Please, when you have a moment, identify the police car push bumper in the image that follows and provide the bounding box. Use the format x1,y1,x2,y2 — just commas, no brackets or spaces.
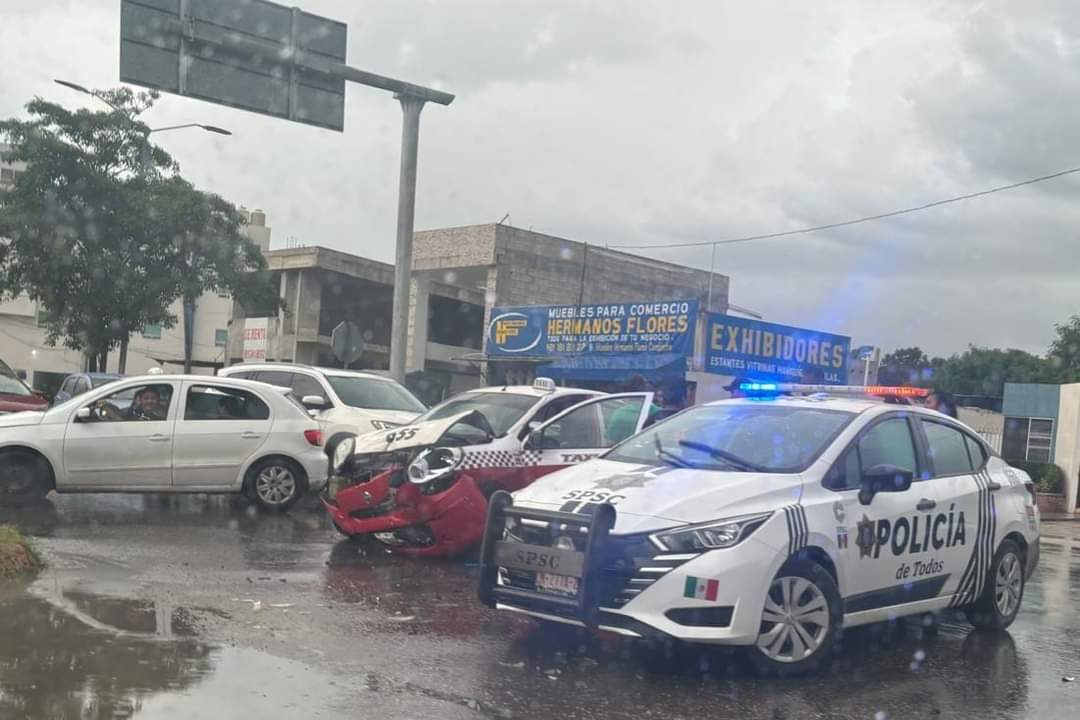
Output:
478,491,786,643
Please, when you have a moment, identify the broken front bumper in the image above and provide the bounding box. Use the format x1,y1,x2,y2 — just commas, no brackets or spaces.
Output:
322,468,490,557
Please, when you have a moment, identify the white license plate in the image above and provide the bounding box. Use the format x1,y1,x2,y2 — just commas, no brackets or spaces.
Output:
536,572,579,597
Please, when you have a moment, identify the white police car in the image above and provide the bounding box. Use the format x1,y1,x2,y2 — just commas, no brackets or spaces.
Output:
478,384,1040,675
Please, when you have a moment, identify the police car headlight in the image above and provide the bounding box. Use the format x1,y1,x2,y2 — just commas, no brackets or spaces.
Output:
333,437,356,473
651,512,773,552
370,419,401,431
407,447,463,485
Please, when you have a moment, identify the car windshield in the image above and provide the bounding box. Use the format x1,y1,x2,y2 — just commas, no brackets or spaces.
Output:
325,375,426,413
413,392,538,437
607,403,855,473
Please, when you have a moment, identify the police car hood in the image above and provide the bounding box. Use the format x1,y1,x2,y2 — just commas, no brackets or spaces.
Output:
352,410,494,457
512,458,804,533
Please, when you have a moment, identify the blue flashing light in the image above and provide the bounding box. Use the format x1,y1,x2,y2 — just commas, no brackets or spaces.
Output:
740,382,778,392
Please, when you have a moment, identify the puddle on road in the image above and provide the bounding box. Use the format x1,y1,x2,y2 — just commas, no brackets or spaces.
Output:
0,584,345,719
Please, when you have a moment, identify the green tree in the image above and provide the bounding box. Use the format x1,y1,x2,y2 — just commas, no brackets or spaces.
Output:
878,346,930,386
929,346,1061,398
1049,314,1080,378
0,89,275,372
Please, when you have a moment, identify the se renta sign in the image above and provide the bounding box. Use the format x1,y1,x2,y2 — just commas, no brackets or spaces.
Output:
705,314,851,384
487,301,698,357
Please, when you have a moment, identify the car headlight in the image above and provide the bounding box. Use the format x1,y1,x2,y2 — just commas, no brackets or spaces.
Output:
651,511,773,552
370,419,401,431
333,436,356,473
407,447,463,485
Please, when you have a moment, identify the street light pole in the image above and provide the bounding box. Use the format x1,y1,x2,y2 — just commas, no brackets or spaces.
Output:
388,95,424,383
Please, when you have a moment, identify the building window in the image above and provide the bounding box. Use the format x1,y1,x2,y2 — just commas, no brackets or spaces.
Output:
36,305,51,327
142,323,162,339
0,168,13,183
1002,417,1053,463
215,329,228,347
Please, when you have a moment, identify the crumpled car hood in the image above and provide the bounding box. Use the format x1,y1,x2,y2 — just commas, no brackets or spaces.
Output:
351,410,492,458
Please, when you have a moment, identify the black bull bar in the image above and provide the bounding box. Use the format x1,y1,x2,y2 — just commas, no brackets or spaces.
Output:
477,490,616,627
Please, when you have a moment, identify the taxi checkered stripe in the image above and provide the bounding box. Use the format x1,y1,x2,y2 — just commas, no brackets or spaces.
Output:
459,450,543,470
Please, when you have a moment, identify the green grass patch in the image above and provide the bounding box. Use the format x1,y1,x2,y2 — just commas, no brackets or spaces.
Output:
0,524,42,576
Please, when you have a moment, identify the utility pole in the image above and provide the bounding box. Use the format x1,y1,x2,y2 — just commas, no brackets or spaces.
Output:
388,96,424,383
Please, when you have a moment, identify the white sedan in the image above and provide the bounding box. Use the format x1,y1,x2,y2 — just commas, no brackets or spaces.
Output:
479,384,1040,675
0,374,327,511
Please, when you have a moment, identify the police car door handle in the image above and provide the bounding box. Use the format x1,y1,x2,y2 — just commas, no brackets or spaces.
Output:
987,481,1002,491
916,498,936,511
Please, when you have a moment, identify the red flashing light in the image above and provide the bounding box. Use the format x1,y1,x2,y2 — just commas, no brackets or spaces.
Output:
864,386,929,398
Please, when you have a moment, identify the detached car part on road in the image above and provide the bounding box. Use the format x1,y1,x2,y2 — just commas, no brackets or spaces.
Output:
478,384,1041,675
323,379,655,556
0,374,327,511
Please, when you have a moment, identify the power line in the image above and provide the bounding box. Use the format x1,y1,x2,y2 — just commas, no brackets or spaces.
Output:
611,165,1080,250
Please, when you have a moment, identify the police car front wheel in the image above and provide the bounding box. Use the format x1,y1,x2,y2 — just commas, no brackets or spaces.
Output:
743,558,842,676
965,539,1025,631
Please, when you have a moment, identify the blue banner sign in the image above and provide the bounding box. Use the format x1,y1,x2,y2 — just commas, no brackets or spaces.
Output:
488,300,698,357
705,315,850,384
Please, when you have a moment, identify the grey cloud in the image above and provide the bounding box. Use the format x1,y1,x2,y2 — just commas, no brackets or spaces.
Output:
0,0,1075,359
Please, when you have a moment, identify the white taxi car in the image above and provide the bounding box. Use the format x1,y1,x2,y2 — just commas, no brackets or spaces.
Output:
478,384,1040,675
0,374,328,511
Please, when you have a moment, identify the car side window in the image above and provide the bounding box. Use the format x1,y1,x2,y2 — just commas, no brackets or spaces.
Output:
825,417,917,491
86,383,174,422
291,374,329,404
522,394,591,437
60,377,75,396
227,370,254,380
964,433,987,470
921,420,975,477
256,371,294,388
74,377,91,396
535,403,601,449
184,385,270,421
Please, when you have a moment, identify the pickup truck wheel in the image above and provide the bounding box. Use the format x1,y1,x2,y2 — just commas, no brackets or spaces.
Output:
0,450,48,507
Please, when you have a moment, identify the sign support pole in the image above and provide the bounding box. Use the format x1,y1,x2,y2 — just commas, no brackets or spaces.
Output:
389,95,424,383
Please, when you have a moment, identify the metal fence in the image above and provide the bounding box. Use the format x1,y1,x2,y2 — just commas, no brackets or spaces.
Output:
975,429,1003,454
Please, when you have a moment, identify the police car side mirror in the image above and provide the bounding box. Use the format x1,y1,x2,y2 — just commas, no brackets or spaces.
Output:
524,429,543,451
74,407,92,423
859,465,914,506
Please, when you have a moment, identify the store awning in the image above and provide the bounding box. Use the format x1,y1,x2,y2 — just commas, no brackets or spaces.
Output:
536,353,686,383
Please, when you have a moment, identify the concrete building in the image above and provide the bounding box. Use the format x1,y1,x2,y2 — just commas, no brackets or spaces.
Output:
1002,382,1080,513
228,223,731,402
0,145,271,394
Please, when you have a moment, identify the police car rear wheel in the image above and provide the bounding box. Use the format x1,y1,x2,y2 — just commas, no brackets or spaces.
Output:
965,539,1024,630
744,559,842,676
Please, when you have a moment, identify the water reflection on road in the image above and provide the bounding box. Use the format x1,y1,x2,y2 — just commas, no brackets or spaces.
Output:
0,494,1078,719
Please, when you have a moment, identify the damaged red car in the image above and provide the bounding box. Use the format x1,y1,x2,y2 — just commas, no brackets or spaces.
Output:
321,379,655,556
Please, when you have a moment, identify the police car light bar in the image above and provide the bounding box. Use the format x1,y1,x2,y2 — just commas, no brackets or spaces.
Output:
738,383,929,398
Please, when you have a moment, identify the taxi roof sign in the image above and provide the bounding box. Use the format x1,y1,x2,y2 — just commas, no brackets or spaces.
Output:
738,383,929,398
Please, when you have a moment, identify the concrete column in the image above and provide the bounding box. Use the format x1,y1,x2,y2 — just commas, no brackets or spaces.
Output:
407,272,430,372
1055,383,1080,512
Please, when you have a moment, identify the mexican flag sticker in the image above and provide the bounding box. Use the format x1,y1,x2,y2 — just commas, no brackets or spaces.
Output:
683,576,719,602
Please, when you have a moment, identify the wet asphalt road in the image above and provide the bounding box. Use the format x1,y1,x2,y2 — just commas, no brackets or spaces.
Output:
0,495,1078,720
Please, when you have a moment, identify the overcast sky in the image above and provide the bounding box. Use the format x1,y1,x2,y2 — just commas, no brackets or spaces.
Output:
2,0,1077,357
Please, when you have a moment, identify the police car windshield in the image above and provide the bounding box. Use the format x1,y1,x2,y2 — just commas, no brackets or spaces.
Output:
607,404,855,473
414,392,537,437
